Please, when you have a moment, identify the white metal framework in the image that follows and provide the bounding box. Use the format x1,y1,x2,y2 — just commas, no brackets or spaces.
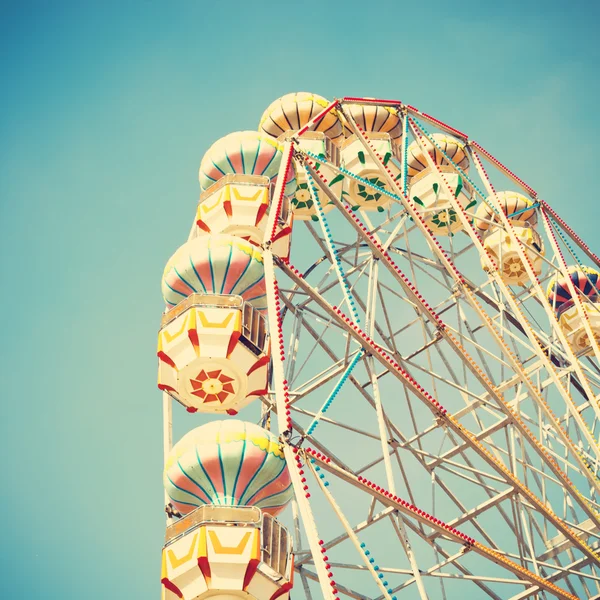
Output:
163,96,600,600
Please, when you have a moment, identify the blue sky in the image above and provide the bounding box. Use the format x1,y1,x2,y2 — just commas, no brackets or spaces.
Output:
1,1,599,598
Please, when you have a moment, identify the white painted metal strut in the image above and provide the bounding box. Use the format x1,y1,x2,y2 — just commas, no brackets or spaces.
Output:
332,108,600,499
264,250,337,600
300,152,600,530
162,391,173,526
262,98,600,597
307,457,396,600
306,450,579,600
276,256,599,570
159,96,600,599
467,143,600,433
405,117,600,464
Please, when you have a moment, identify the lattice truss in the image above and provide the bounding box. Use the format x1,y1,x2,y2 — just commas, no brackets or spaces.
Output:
261,98,600,600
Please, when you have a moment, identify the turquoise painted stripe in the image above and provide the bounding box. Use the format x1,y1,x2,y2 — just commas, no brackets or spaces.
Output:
177,460,212,504
306,149,398,205
207,242,216,293
164,280,188,298
220,243,233,294
307,171,360,323
211,159,227,176
240,142,246,173
243,292,266,303
239,450,283,505
195,446,221,505
231,435,247,502
236,272,264,297
306,349,364,435
237,450,270,505
254,482,293,508
225,150,237,174
251,139,261,173
229,255,253,293
259,145,278,177
551,217,584,265
189,255,208,293
165,494,199,510
216,430,228,503
202,172,218,183
166,472,206,505
243,459,287,505
173,266,197,294
506,202,539,219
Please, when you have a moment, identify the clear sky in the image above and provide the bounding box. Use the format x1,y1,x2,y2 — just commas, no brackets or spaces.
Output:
1,1,599,598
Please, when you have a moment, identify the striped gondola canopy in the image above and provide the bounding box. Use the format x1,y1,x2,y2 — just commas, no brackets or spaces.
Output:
547,265,600,316
474,191,537,231
259,92,344,145
407,133,469,179
162,235,267,312
199,130,297,195
164,420,293,517
341,102,402,142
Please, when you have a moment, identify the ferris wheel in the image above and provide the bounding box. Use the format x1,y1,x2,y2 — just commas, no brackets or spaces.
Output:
156,92,600,600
